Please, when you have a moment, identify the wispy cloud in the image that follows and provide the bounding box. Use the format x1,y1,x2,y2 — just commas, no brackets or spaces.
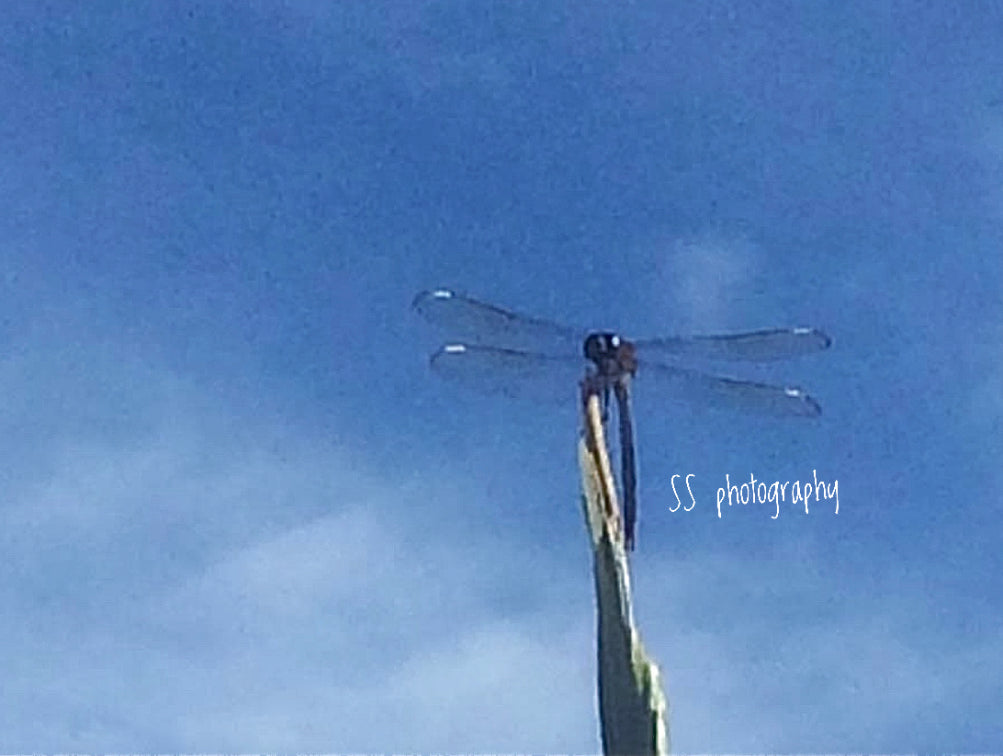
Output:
0,340,598,750
639,548,1003,750
647,233,760,332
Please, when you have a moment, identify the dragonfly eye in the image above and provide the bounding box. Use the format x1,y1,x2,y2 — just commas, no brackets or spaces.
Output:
584,333,614,361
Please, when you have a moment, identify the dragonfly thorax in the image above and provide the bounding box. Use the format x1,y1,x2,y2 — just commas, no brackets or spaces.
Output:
583,332,638,378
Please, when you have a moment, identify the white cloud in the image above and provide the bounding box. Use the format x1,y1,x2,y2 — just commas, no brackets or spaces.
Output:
634,548,1003,751
137,493,598,750
0,345,600,751
650,233,760,332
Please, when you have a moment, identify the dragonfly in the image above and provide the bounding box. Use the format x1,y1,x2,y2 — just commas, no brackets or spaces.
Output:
413,288,831,550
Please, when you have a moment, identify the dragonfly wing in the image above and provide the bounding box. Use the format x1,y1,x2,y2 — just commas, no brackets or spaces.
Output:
634,327,831,362
429,343,587,405
637,360,823,417
413,288,584,355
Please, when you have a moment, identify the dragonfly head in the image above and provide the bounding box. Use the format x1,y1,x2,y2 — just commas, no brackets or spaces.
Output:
584,332,637,376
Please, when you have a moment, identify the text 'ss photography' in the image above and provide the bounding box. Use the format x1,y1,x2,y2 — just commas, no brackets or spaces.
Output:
669,471,840,519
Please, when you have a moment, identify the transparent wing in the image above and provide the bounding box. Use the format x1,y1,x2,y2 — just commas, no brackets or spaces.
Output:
428,343,587,405
636,360,823,417
634,327,831,362
427,344,822,417
413,288,583,356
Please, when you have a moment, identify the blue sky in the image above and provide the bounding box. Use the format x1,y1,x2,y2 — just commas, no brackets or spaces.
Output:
2,1,1002,751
